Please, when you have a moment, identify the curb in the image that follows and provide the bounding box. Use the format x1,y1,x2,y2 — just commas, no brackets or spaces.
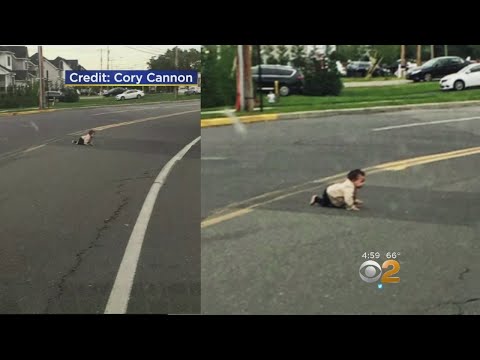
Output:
201,114,278,128
0,99,200,118
201,100,480,128
0,109,57,117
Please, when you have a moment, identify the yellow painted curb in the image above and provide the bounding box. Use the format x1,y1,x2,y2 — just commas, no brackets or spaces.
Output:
0,109,57,117
201,114,278,128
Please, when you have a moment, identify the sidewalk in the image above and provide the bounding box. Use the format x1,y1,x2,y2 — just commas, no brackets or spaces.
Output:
344,79,411,88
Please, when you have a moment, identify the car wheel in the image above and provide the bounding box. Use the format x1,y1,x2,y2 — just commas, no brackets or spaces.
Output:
279,86,290,96
120,97,125,100
137,95,141,99
424,73,433,82
454,80,465,91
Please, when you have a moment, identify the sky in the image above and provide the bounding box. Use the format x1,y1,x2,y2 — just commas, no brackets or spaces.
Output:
24,45,200,70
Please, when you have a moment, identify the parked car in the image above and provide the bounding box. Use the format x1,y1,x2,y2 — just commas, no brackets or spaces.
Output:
387,59,417,75
252,64,304,96
346,61,390,77
185,87,200,95
406,56,470,82
46,91,64,102
103,87,127,97
439,63,480,91
346,61,371,77
115,89,145,100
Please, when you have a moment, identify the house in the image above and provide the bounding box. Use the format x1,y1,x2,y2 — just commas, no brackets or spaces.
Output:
50,56,73,81
30,55,87,90
0,49,15,90
0,46,37,90
30,53,63,90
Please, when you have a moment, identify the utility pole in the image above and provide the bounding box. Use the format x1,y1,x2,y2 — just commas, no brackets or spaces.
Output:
237,45,245,111
444,45,448,56
100,49,103,94
400,45,406,78
257,45,263,112
175,46,178,100
431,45,435,59
38,46,45,109
107,46,110,70
243,45,254,112
416,45,422,66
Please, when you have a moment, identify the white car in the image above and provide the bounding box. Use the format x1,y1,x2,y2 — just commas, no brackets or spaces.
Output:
440,63,480,91
115,89,145,100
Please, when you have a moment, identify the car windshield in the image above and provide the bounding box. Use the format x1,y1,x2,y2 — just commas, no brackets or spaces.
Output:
459,64,475,73
422,58,439,67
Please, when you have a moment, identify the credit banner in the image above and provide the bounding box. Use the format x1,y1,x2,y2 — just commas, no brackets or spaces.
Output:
65,70,198,85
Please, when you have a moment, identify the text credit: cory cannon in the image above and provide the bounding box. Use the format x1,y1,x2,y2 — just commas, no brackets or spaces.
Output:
65,70,198,86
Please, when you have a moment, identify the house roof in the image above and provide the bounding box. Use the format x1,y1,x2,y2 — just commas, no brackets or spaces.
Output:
29,53,40,65
0,46,29,58
30,53,57,69
29,53,85,71
0,64,13,73
52,57,86,71
65,59,78,69
50,57,64,69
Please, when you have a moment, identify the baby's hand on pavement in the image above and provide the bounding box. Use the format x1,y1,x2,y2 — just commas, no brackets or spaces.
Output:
348,206,360,211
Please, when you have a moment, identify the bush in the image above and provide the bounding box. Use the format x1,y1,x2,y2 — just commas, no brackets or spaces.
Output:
0,84,39,109
304,71,343,96
303,56,343,96
62,87,79,102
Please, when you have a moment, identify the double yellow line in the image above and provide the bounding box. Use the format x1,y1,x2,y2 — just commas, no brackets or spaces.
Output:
202,146,480,229
373,147,480,171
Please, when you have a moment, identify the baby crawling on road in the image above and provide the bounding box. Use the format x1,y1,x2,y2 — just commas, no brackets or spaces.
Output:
72,130,95,146
310,169,366,211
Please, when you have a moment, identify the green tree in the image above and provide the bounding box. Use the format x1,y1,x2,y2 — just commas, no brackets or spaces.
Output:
200,45,236,108
336,45,360,62
290,45,307,71
262,45,278,64
304,49,343,96
252,45,262,66
277,45,290,65
147,46,200,94
371,45,399,65
147,47,200,71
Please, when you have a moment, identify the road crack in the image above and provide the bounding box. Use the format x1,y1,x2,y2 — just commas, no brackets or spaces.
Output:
44,183,129,313
458,267,470,280
446,298,480,315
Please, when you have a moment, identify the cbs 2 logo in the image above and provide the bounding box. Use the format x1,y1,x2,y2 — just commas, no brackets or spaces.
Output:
359,260,400,283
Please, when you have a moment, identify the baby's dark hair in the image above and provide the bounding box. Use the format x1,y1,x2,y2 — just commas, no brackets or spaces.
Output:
88,129,95,135
347,169,365,181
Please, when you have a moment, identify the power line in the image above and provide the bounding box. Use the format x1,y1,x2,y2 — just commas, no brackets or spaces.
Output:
123,46,159,56
136,45,166,54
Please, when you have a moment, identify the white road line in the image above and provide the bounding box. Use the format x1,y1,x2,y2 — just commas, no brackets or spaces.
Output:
372,116,480,131
93,103,196,116
104,136,201,314
68,109,198,136
201,157,228,160
24,144,46,153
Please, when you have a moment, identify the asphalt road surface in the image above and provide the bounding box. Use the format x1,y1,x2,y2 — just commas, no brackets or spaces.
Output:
201,106,480,314
0,100,200,314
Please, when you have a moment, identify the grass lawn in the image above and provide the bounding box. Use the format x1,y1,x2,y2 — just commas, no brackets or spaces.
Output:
201,82,480,119
0,93,200,113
